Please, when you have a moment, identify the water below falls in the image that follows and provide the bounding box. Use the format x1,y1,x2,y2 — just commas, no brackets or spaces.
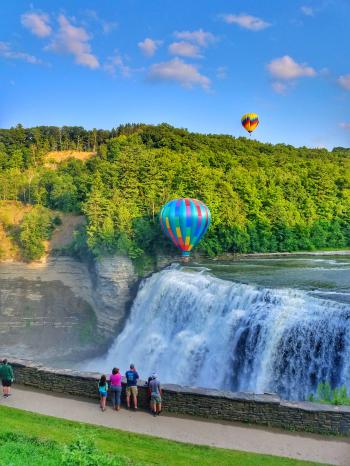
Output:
90,265,350,401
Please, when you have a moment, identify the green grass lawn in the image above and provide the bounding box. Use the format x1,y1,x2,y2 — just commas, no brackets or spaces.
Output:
0,406,329,466
0,432,63,466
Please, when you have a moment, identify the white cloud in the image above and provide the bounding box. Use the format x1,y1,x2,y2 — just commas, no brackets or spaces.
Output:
138,38,162,57
173,29,216,47
84,10,117,34
21,12,52,37
301,6,314,16
168,41,202,58
0,41,42,64
148,58,210,90
216,66,227,79
267,55,316,80
101,21,118,34
339,122,350,130
271,81,288,94
221,14,271,31
104,52,131,77
338,74,350,90
46,15,99,69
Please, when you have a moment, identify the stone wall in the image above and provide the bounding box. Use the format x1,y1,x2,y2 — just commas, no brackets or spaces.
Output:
4,358,350,436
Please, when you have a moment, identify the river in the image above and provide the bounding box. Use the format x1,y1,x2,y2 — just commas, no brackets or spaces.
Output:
86,255,350,401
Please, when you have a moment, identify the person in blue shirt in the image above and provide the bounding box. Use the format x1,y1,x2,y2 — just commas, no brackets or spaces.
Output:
98,374,108,412
125,363,139,410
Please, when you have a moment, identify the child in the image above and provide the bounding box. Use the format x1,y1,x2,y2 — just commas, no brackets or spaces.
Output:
98,375,108,411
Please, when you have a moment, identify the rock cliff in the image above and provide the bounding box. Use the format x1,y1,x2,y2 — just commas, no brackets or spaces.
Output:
92,256,137,336
0,256,138,365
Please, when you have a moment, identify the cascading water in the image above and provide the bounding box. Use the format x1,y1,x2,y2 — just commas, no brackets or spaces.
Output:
90,266,350,400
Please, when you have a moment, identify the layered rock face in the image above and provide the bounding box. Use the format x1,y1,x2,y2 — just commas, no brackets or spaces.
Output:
92,256,137,336
0,256,138,365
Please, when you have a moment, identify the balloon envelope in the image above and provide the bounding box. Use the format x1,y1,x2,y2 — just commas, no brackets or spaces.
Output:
241,113,259,134
160,198,211,257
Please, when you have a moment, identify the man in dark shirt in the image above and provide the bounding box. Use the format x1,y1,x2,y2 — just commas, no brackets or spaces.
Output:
125,363,139,410
0,359,14,397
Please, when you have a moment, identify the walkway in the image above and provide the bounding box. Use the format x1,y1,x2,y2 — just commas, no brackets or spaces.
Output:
1,386,350,466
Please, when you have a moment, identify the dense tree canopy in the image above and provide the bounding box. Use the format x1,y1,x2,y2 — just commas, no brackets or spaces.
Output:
0,123,349,260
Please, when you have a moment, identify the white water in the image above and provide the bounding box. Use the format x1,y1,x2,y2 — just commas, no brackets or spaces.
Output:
89,266,350,400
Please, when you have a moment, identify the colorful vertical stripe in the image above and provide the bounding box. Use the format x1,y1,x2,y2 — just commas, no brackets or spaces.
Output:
160,198,211,257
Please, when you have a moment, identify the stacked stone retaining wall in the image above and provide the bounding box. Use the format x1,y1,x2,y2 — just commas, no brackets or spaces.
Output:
3,358,350,436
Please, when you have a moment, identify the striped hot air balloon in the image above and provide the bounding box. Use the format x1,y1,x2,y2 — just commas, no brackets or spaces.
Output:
241,113,259,134
160,198,211,262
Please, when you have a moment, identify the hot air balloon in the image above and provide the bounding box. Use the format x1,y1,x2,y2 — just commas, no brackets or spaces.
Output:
241,113,259,134
160,198,211,262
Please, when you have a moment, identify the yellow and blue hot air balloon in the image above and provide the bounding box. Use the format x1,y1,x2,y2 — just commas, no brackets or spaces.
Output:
241,113,259,134
160,198,211,262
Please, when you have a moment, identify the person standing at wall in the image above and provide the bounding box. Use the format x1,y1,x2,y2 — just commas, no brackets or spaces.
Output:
0,359,14,397
109,367,122,411
98,374,108,411
149,373,162,417
125,363,139,410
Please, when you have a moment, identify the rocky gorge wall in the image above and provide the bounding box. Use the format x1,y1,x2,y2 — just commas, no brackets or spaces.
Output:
91,257,138,336
0,256,138,364
5,357,350,436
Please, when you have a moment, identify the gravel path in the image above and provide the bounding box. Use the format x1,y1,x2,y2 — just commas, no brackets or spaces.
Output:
1,386,350,465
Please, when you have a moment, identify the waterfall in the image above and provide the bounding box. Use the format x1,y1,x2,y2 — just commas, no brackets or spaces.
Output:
91,266,350,400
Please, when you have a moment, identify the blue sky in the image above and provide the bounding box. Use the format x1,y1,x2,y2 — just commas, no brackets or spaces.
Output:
1,0,349,149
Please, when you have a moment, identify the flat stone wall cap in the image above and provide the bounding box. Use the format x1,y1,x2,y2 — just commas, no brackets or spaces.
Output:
162,384,226,396
27,362,44,369
46,367,100,381
8,359,101,381
78,371,101,380
281,400,350,414
252,393,281,403
40,366,63,374
162,383,281,403
4,358,27,368
3,357,43,369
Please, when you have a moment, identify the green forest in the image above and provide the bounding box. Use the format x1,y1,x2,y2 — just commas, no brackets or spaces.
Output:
1,123,350,262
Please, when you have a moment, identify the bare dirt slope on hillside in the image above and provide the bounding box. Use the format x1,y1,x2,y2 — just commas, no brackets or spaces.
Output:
49,214,85,251
0,201,85,260
0,201,33,260
44,150,96,168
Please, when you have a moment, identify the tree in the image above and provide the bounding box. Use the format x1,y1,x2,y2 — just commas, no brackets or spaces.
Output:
19,206,54,260
0,123,349,259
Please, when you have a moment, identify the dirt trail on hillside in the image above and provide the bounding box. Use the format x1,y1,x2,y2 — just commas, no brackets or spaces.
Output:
48,214,85,251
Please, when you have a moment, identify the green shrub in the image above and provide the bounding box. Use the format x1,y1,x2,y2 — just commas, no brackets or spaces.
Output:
309,382,350,406
19,206,55,261
53,215,62,226
0,432,60,466
317,381,332,403
0,433,138,466
61,437,135,466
